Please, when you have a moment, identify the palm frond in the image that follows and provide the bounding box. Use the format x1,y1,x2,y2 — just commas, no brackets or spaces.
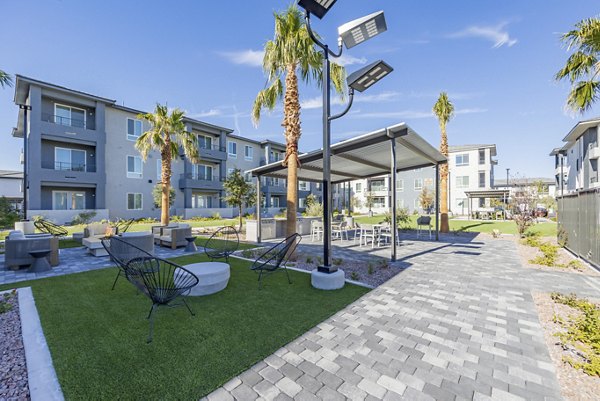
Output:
566,80,600,113
555,51,598,82
432,92,455,126
0,70,13,88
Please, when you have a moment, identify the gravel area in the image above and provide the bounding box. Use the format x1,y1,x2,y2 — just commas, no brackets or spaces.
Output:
517,237,600,276
533,292,600,400
0,290,30,401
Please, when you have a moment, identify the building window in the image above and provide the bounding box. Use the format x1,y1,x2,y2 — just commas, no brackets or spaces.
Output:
356,182,362,192
479,197,485,208
127,193,143,210
198,135,213,150
371,180,385,191
192,194,212,209
479,149,485,165
299,181,309,191
227,168,235,177
55,104,86,128
373,197,386,208
127,118,143,141
194,164,214,180
157,159,162,181
52,191,85,210
271,196,280,207
414,178,423,190
396,179,403,192
55,147,86,171
455,154,470,166
228,141,237,157
315,183,322,190
244,172,252,182
244,145,253,161
127,155,143,178
299,197,306,208
478,171,486,188
456,176,470,188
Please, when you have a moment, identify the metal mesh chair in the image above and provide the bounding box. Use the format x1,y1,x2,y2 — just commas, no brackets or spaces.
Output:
251,233,301,289
34,219,68,237
101,236,154,290
113,218,134,234
204,226,239,262
125,256,199,342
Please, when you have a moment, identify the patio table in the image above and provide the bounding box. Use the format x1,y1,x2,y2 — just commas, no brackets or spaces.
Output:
183,262,230,296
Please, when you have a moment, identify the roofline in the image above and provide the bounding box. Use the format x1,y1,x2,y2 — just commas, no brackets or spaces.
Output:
562,116,600,143
228,134,287,148
14,75,117,104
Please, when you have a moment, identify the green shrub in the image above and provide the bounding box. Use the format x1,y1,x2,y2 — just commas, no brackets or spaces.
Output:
170,215,184,222
305,256,313,264
71,211,97,225
565,259,585,271
241,249,255,259
0,290,16,314
367,264,374,275
211,212,222,220
557,226,568,248
0,197,20,229
333,258,343,266
530,242,559,266
350,272,359,281
135,217,158,224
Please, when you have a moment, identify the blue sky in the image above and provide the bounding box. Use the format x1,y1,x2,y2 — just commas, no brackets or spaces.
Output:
0,0,598,178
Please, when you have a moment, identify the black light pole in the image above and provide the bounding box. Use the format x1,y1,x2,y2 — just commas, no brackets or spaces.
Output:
18,104,32,220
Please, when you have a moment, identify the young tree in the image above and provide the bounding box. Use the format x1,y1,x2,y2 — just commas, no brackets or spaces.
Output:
433,92,455,233
152,183,175,208
364,191,374,216
136,104,199,226
223,169,256,231
0,197,19,228
252,4,346,240
419,187,435,213
510,184,537,237
0,69,12,88
555,16,600,113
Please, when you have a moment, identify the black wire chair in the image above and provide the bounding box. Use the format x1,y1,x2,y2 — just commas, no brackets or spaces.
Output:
34,219,68,237
125,256,199,343
101,236,154,290
204,226,239,262
251,233,301,289
113,218,134,234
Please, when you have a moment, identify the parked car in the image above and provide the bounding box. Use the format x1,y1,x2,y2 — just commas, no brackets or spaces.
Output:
534,207,548,217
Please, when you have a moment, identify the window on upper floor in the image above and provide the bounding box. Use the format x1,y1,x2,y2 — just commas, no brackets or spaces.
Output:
478,171,486,188
55,147,86,172
55,104,86,128
127,155,143,178
127,118,143,141
228,141,237,157
455,154,469,166
456,176,470,188
198,135,213,150
195,164,214,181
299,197,306,208
299,181,309,191
356,182,362,192
244,145,253,161
414,178,423,190
479,149,485,165
396,179,403,192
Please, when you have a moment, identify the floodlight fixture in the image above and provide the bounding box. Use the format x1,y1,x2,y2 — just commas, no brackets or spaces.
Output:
298,0,338,19
338,11,387,49
347,60,393,92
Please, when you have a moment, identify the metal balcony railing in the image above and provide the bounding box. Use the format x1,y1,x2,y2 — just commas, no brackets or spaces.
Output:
180,173,225,182
42,161,96,172
42,113,95,130
199,143,226,152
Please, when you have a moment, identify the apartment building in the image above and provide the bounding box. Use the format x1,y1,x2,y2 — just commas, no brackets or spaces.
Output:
550,117,600,195
0,170,24,212
11,75,319,223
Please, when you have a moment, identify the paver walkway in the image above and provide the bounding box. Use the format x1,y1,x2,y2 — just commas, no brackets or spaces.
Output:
204,235,600,401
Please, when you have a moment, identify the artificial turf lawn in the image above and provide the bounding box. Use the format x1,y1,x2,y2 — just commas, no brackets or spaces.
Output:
0,254,368,400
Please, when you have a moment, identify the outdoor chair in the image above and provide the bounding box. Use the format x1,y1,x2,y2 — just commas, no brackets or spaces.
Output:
310,220,323,242
251,233,301,289
158,224,192,249
4,231,59,270
34,219,68,237
331,221,349,243
125,256,199,343
113,218,134,234
204,226,239,262
416,216,432,239
378,224,401,247
357,224,377,248
101,235,154,290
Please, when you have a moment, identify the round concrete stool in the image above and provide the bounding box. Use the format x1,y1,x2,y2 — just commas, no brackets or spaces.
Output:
183,262,230,296
29,250,52,273
311,269,345,290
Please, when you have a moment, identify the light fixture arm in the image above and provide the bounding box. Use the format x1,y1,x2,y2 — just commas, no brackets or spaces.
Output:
305,11,343,58
329,88,354,121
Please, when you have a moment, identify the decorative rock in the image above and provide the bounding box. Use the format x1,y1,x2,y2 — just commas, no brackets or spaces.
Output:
311,269,345,290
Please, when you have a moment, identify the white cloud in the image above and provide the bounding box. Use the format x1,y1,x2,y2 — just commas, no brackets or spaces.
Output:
301,91,400,110
333,54,367,66
189,109,222,118
218,49,264,67
449,22,517,48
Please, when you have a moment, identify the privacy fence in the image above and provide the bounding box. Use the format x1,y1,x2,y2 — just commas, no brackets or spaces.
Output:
557,189,600,267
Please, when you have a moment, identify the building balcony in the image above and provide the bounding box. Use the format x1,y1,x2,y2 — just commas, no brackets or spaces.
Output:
589,146,600,159
179,173,224,191
41,161,96,173
40,113,98,143
42,113,95,130
197,144,227,161
265,183,287,194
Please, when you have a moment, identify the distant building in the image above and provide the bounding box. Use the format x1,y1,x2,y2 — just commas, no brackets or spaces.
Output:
0,170,23,212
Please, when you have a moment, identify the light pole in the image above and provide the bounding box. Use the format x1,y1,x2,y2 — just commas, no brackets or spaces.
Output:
299,0,391,273
18,104,32,220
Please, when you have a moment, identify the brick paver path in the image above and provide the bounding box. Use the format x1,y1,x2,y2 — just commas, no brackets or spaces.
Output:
204,235,600,400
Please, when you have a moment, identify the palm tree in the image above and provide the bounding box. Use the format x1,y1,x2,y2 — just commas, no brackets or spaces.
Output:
136,104,199,225
0,69,12,88
555,16,600,113
433,92,454,233
252,4,346,239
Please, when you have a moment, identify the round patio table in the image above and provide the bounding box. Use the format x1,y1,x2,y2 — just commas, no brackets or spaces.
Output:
183,262,230,296
28,249,51,273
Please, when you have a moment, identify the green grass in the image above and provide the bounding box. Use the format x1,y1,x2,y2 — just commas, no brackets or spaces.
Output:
0,255,367,400
58,239,84,249
195,236,258,250
353,214,557,237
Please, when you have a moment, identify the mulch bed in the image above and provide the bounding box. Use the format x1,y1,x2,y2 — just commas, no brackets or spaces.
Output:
533,292,600,400
0,290,30,401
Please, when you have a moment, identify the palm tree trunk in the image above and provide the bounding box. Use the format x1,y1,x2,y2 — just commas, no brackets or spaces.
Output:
439,127,449,233
161,140,172,226
283,64,300,240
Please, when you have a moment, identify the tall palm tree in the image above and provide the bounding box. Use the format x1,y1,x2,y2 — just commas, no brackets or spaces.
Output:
0,69,12,88
433,92,454,233
136,104,199,225
252,4,346,239
555,16,600,113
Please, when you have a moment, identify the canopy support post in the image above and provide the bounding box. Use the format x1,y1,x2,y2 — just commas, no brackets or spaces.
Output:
390,135,397,261
256,176,262,244
435,163,440,241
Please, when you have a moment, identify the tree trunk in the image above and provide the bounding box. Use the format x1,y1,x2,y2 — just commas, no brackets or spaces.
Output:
439,125,449,233
283,65,301,240
161,138,172,226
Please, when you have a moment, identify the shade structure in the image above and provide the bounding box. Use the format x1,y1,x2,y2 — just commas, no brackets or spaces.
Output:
247,122,446,183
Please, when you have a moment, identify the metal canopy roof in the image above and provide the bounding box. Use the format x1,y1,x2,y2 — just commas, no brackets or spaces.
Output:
464,189,510,198
247,123,446,183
